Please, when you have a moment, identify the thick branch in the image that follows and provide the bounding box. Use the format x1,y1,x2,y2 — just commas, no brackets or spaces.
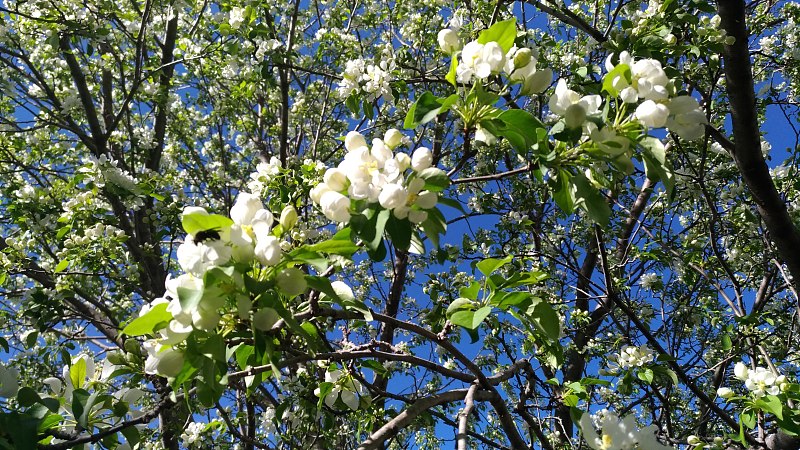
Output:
717,0,800,293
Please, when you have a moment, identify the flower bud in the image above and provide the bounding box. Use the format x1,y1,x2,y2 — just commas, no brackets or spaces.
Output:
279,205,298,231
345,131,367,151
411,147,433,172
182,206,208,218
277,267,307,297
384,129,403,149
255,235,281,266
635,100,669,128
687,435,702,445
716,387,734,399
310,183,332,204
734,362,749,381
619,87,638,104
437,28,461,53
513,48,532,70
395,153,411,171
320,191,351,223
323,168,348,192
378,183,409,210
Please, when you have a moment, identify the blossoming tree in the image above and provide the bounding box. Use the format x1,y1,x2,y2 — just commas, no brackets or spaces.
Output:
1,0,800,449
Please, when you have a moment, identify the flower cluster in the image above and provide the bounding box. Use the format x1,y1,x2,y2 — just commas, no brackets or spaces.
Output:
549,79,602,129
337,58,395,103
726,362,787,398
449,34,552,96
313,367,368,410
311,129,442,225
139,194,307,377
608,345,654,372
605,52,707,140
580,411,673,450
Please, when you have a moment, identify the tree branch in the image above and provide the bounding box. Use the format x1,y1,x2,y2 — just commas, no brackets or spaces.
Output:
717,0,800,294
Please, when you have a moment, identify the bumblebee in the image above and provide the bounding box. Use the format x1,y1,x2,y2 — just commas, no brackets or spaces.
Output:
194,228,221,243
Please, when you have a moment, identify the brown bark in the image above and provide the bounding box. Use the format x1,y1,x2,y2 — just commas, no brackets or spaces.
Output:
717,0,800,294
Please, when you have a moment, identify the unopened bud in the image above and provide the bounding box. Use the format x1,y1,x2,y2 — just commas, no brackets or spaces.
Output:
513,48,533,69
279,205,298,231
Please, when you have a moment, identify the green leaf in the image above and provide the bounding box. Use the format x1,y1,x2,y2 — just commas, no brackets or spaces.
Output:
385,216,412,251
201,334,226,362
257,293,321,352
352,208,391,252
0,412,38,450
445,56,459,87
307,228,359,257
476,255,513,276
477,19,517,53
450,305,492,330
121,426,140,448
235,345,254,371
741,409,756,429
308,274,373,321
491,291,534,310
437,196,466,213
756,395,784,420
458,281,481,300
446,298,476,317
637,367,654,384
552,170,575,214
37,413,63,433
404,92,458,129
602,63,631,97
121,303,172,336
288,247,328,271
640,137,674,193
420,207,447,248
571,172,611,225
499,270,549,288
181,213,233,236
721,333,732,351
315,382,335,408
417,168,451,192
306,276,342,302
56,226,71,240
529,301,561,342
487,110,545,152
70,358,86,391
360,359,388,376
16,388,41,408
54,259,69,273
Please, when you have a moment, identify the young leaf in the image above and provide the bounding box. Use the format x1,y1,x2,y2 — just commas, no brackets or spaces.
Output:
182,213,233,236
477,19,517,53
404,92,458,129
476,255,513,276
571,172,611,226
450,305,492,330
